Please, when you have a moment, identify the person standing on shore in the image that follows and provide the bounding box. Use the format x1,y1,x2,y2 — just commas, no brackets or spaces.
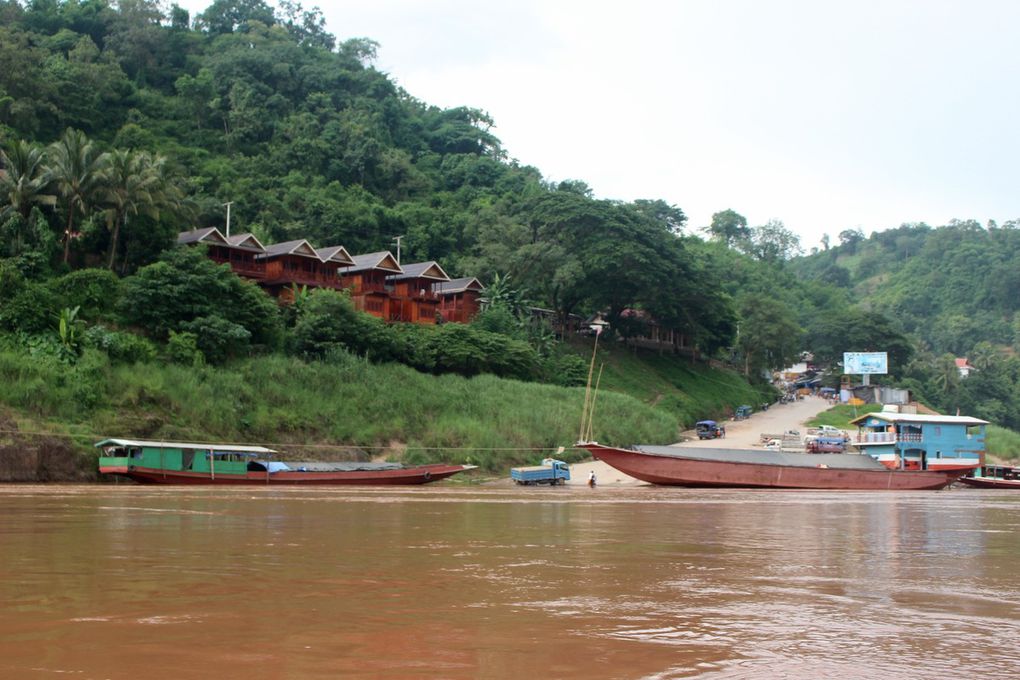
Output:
588,470,597,488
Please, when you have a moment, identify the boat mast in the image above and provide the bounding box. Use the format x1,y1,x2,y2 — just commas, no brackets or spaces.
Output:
578,326,602,442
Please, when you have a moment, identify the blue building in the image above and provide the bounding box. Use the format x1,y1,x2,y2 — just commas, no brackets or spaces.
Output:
849,409,986,471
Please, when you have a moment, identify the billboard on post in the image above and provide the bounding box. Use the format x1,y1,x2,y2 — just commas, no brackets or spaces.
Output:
843,352,888,375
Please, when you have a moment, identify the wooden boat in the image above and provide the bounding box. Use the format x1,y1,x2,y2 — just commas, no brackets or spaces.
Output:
578,442,969,490
958,464,1020,489
96,438,475,485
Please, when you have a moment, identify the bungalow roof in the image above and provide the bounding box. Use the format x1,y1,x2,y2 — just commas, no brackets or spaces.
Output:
315,245,356,265
387,261,451,282
177,227,226,245
224,232,267,252
256,239,320,260
342,251,403,274
435,277,485,294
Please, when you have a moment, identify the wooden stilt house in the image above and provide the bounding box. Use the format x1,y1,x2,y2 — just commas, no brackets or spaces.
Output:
436,277,485,323
339,251,403,320
178,227,267,279
255,239,350,301
386,261,452,324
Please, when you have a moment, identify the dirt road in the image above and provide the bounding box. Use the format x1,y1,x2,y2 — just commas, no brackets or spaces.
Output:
567,395,833,486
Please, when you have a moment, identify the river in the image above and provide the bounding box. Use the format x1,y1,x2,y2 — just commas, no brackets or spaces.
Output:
1,484,1018,679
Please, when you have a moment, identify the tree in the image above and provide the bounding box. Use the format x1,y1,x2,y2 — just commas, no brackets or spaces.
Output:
629,199,686,234
0,140,55,220
735,293,802,377
838,228,865,253
100,149,156,270
47,128,107,264
742,219,802,262
705,209,749,247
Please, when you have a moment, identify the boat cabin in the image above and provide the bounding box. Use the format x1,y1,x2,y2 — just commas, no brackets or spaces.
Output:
848,410,986,471
97,438,278,480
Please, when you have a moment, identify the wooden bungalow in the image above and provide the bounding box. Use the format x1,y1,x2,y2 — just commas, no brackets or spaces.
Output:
256,239,346,298
436,277,485,323
178,228,267,279
339,251,403,320
386,261,452,324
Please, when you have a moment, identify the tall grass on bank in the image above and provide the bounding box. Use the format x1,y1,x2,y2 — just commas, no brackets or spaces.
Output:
0,347,678,471
986,425,1020,462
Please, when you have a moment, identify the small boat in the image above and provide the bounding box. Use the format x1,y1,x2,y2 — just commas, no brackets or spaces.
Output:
96,438,475,485
578,442,969,490
958,464,1020,489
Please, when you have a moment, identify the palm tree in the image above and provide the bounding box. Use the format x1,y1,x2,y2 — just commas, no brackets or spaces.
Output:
0,140,55,220
100,149,158,270
46,128,107,264
102,150,193,272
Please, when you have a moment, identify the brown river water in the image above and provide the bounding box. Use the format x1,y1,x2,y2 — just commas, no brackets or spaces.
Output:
1,484,1018,680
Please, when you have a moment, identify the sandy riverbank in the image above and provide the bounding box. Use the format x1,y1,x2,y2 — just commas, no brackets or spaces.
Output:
565,395,834,486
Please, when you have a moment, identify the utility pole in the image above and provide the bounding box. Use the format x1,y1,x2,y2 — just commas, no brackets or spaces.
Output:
392,235,403,264
223,201,234,237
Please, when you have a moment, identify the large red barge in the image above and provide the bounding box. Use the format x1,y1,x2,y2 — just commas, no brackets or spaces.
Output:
579,443,969,490
97,438,474,485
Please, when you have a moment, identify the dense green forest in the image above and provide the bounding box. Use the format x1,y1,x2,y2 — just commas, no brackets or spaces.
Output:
1,0,1019,463
793,222,1020,430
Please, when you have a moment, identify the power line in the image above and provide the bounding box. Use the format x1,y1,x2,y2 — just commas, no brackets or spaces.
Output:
0,429,570,452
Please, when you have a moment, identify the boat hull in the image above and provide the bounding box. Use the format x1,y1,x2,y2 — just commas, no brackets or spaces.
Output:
582,444,964,490
100,464,473,486
957,476,1020,489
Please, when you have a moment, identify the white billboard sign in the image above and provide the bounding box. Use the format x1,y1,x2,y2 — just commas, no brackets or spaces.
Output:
843,352,888,375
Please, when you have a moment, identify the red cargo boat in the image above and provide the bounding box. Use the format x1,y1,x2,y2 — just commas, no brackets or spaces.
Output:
579,442,968,490
97,438,475,485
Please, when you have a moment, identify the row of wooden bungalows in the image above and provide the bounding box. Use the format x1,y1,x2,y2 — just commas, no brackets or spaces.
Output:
178,227,484,324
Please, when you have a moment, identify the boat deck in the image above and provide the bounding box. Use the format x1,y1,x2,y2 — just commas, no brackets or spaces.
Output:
634,445,888,470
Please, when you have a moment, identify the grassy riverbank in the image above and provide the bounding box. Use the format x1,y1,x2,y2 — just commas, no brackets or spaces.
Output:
1,346,685,474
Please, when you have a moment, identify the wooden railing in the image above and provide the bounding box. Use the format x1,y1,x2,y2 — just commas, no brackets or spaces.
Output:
853,432,922,444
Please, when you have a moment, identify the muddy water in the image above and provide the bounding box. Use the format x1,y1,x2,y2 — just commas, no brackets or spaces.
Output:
1,485,1018,679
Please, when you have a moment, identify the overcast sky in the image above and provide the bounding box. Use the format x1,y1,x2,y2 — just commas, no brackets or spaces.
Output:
181,0,1020,248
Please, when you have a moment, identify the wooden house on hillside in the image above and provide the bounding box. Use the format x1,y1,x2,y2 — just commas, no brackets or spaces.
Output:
178,228,267,278
436,277,485,323
386,261,451,324
339,251,403,320
255,239,348,299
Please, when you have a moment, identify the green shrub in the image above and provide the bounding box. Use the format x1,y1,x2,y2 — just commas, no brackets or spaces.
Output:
181,315,252,364
165,330,204,366
83,325,158,363
49,269,122,322
0,281,61,334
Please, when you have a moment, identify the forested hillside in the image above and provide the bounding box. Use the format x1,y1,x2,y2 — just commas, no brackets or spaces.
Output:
794,221,1020,430
1,0,1018,458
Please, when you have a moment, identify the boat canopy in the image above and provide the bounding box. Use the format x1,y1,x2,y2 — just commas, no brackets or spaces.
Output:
95,438,277,454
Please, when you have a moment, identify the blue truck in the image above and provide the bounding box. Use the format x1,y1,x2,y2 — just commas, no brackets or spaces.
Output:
510,458,571,485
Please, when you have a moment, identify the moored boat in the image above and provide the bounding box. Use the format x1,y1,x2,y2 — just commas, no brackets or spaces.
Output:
97,438,475,485
958,464,1020,489
578,442,968,490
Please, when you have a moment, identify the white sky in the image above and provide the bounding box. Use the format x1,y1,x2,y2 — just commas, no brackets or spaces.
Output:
178,0,1020,248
